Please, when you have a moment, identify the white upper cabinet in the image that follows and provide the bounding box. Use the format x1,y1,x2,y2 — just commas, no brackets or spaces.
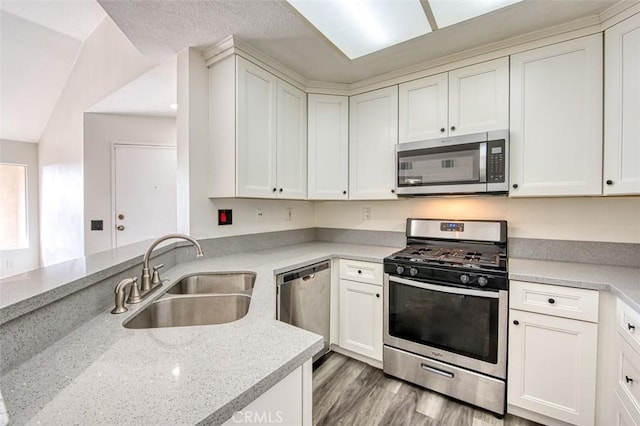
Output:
276,79,307,199
307,94,349,200
604,13,640,196
349,86,399,200
398,58,508,143
209,56,307,199
398,73,448,142
509,34,603,197
236,57,278,198
448,57,510,136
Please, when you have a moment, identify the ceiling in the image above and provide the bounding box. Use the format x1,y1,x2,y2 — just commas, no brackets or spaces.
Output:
0,0,106,143
97,0,626,84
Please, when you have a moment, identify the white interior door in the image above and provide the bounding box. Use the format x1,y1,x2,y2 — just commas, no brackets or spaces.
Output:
113,144,177,248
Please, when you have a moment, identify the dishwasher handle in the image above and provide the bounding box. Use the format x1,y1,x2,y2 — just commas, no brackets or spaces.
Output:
278,261,330,284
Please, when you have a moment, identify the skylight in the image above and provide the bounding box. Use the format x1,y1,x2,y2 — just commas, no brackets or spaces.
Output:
286,0,523,59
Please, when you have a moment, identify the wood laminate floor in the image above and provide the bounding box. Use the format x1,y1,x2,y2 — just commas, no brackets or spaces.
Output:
312,352,541,426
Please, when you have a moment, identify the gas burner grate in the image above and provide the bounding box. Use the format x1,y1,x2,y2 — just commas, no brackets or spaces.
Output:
390,245,504,269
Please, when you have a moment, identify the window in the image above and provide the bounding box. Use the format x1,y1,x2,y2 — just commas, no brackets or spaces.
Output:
0,163,28,249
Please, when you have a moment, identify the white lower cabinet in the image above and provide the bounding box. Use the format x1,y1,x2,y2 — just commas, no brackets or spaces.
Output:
339,279,383,361
616,390,639,426
508,281,599,425
223,360,312,426
337,259,383,362
615,299,640,425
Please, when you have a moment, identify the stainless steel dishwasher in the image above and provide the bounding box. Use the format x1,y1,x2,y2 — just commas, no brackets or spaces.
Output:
276,260,331,361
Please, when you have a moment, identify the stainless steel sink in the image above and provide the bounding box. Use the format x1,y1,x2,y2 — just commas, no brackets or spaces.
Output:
123,294,251,329
166,272,256,295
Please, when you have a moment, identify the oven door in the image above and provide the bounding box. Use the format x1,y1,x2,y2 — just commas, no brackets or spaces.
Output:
383,274,507,379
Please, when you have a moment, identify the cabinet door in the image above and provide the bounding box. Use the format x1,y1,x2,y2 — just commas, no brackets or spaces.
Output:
508,309,597,425
604,13,640,195
276,79,307,199
448,57,509,136
339,279,383,361
307,94,349,199
398,73,448,142
510,34,603,197
349,86,398,200
236,57,277,198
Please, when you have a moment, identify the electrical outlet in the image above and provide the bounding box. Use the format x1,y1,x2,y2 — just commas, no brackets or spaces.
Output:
363,207,372,220
285,208,293,222
256,209,264,222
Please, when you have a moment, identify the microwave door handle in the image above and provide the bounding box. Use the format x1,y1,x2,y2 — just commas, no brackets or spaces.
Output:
479,142,487,183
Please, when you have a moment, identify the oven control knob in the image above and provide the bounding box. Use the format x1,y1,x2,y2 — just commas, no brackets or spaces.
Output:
478,276,488,287
459,274,470,284
396,266,405,275
409,267,419,277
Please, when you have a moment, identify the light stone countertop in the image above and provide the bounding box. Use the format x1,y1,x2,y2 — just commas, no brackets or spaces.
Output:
1,242,398,425
509,258,640,311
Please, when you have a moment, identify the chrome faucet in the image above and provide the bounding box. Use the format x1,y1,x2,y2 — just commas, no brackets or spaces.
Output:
111,233,204,314
139,233,204,295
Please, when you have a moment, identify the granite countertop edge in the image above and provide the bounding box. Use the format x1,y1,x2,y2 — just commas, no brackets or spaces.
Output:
509,257,640,311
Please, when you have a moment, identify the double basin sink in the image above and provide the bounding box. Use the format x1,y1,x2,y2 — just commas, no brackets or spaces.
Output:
124,272,256,329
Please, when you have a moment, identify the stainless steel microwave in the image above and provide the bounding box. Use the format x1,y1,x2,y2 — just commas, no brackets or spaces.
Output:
396,130,509,196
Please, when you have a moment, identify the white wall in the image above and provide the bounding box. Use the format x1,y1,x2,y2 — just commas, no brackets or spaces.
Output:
83,113,176,255
177,48,315,239
315,196,640,243
38,17,159,266
0,139,40,277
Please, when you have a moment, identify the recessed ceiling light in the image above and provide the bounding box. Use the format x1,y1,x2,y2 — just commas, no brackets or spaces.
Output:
287,0,432,59
169,103,178,110
286,0,524,59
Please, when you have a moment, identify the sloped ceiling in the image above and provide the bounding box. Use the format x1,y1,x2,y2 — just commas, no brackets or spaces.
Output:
87,58,177,117
98,0,625,84
0,1,105,143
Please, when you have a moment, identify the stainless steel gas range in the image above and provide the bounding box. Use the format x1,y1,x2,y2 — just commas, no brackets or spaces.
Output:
383,218,508,416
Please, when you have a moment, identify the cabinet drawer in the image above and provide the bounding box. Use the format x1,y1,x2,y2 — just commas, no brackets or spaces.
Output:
339,259,382,286
509,281,599,322
616,387,640,426
618,336,640,416
618,299,640,354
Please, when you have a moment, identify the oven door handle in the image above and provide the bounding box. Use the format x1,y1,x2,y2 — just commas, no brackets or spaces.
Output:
388,275,500,299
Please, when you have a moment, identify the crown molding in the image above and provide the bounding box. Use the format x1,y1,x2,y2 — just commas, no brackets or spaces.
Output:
207,36,309,91
600,1,640,29
203,36,236,67
305,81,350,96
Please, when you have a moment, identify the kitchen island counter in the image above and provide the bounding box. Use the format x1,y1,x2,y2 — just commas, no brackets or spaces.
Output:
1,242,397,425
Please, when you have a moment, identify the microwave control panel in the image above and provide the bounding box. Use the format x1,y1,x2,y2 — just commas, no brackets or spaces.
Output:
487,140,506,183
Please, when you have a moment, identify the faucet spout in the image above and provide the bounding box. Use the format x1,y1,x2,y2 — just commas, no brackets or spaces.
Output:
140,233,204,294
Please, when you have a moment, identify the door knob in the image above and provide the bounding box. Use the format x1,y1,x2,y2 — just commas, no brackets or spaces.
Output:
116,225,125,231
